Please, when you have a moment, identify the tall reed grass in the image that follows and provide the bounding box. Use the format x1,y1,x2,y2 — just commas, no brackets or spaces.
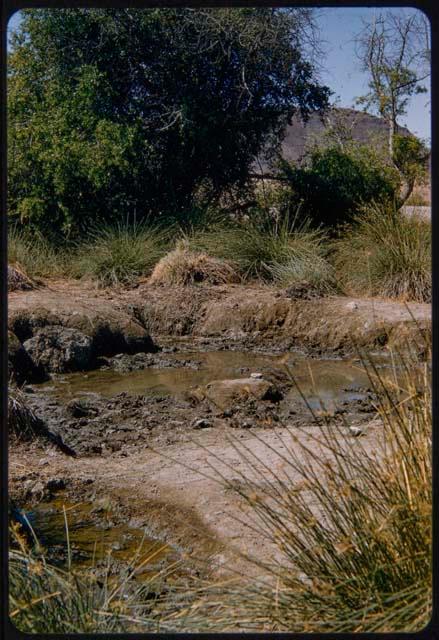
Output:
9,515,177,633
190,216,334,287
169,340,432,632
8,226,65,279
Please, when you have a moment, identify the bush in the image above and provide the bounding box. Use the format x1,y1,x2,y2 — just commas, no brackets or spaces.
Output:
8,226,65,279
190,216,333,284
279,144,399,227
334,203,431,302
70,222,169,287
173,343,432,632
149,241,239,286
267,255,336,294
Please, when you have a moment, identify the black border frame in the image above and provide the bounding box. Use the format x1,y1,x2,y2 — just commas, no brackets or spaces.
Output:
1,2,437,638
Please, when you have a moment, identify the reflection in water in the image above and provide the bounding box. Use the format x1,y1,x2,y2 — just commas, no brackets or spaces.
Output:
37,350,384,411
23,498,166,575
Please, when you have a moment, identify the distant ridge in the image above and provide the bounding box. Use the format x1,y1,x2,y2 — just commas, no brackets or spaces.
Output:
256,107,413,171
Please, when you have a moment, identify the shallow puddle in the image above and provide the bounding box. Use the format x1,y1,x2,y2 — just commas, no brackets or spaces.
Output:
20,498,168,576
36,349,387,412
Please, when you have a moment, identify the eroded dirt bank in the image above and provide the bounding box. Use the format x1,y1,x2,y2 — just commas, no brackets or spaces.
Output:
9,280,430,359
8,280,431,578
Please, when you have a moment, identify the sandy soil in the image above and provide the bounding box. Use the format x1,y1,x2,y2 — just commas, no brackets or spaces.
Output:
9,418,384,578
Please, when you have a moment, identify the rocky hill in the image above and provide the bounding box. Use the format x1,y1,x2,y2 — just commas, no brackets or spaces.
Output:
256,107,413,170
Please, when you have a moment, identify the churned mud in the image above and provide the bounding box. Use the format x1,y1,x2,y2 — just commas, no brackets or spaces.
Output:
8,280,430,578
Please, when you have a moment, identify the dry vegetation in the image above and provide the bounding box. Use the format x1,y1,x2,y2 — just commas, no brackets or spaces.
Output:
165,341,432,632
149,241,239,286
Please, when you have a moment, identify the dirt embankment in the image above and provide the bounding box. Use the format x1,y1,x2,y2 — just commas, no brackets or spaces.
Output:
8,280,430,359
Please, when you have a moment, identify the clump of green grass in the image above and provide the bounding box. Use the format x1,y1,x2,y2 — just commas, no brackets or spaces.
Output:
190,215,333,287
334,203,431,302
171,340,431,632
70,222,169,287
8,226,65,280
267,253,336,295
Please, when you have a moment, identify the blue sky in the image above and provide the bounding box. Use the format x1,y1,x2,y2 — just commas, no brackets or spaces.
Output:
314,8,431,143
7,7,431,143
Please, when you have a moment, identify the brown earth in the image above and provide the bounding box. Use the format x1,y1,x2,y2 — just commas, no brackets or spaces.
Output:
8,280,431,355
8,280,431,578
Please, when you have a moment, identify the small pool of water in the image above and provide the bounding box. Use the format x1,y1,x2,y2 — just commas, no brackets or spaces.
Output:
19,498,167,576
35,349,390,413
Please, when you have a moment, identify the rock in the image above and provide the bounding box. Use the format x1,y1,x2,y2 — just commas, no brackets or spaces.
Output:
9,309,158,359
8,331,47,384
45,478,66,492
66,398,99,418
250,372,263,379
192,418,212,429
23,325,93,373
9,309,62,342
349,426,364,437
346,301,359,311
67,315,158,357
201,377,283,410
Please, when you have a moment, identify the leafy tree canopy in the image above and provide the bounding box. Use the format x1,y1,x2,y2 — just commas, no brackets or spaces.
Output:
8,8,330,237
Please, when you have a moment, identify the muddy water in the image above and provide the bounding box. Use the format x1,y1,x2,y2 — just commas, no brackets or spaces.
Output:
37,349,384,412
22,497,168,576
25,349,389,570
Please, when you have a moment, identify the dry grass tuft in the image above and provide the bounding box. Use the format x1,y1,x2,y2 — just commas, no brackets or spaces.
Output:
149,241,240,286
9,516,177,633
8,264,35,292
8,387,42,441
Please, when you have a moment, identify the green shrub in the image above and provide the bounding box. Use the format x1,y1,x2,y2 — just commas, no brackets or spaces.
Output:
8,8,329,238
70,222,169,287
334,203,431,302
279,144,399,227
190,216,333,284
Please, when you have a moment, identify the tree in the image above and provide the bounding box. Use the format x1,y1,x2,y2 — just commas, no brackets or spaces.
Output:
354,10,430,206
8,8,330,238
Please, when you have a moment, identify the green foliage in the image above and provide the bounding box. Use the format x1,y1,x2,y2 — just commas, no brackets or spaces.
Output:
279,144,399,227
70,222,169,286
393,133,429,186
334,202,431,302
190,215,332,283
8,8,329,237
267,255,336,293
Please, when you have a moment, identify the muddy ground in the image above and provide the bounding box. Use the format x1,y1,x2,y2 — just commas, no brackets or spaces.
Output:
8,280,431,579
